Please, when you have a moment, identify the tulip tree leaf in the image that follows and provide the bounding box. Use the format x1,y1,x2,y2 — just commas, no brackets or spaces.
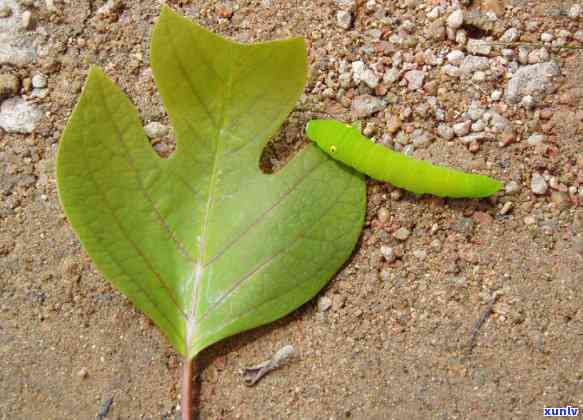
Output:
56,6,365,359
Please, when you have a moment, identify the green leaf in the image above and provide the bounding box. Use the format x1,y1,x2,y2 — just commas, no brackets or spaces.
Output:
56,6,365,358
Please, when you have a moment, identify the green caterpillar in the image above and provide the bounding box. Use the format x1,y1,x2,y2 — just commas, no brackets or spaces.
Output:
306,119,502,198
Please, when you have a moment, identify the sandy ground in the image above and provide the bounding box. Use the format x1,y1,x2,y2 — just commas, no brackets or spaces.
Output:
1,0,582,419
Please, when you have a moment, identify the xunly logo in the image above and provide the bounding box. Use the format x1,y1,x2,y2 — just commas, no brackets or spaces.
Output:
543,406,579,417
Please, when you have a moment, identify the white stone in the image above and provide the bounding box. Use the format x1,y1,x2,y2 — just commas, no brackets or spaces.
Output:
427,7,440,19
383,67,399,85
466,39,492,56
317,296,332,312
490,90,502,101
0,96,42,133
144,122,169,138
447,50,465,66
31,73,47,88
460,55,490,74
505,62,561,103
453,120,471,137
540,32,553,42
404,70,425,90
527,133,546,146
21,10,32,29
352,95,385,118
472,71,486,82
467,100,485,121
336,0,356,10
447,9,464,29
528,48,549,64
500,28,520,43
531,173,548,195
455,29,467,45
361,69,379,89
442,64,461,78
437,124,454,140
336,10,352,30
569,4,581,18
46,0,59,13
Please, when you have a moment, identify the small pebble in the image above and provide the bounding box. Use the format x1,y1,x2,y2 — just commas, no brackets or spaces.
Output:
526,133,546,146
352,95,385,118
447,9,464,29
404,70,425,91
336,0,356,10
393,227,411,241
336,10,352,30
46,0,59,13
490,90,502,101
524,215,536,225
447,50,465,66
77,368,88,379
466,39,492,56
504,181,520,194
386,114,401,134
500,28,520,43
413,249,427,260
531,173,548,195
0,6,12,18
0,97,42,133
540,32,553,42
144,122,169,139
380,245,396,262
0,74,20,99
377,207,390,223
383,68,399,85
499,201,513,215
471,120,485,132
21,10,32,29
453,120,471,137
442,64,461,78
437,123,454,140
31,74,47,89
467,100,485,121
317,296,332,312
472,71,486,82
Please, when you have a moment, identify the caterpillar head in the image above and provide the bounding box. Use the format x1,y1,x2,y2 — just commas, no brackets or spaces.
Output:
306,119,352,156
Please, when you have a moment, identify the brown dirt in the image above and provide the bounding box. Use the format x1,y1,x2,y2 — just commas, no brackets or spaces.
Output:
1,0,582,419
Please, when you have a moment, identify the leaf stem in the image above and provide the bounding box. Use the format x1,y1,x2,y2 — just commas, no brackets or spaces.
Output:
181,357,193,420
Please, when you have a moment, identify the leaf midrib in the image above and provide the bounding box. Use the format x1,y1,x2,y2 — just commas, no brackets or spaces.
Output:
185,41,236,351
